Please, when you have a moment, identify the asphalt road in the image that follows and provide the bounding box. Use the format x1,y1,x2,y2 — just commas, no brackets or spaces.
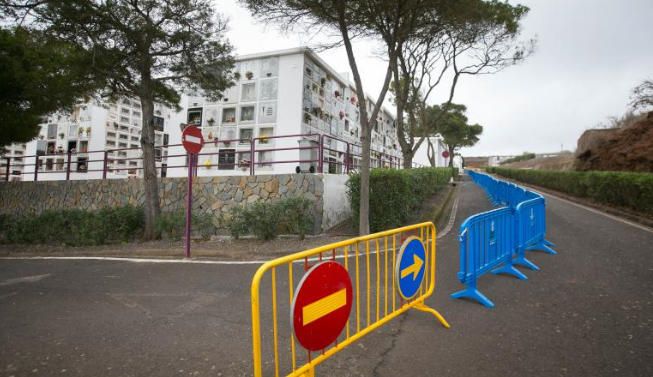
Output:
1,181,652,377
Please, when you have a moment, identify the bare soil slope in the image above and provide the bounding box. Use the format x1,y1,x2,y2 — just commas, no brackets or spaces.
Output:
502,153,574,171
575,112,653,172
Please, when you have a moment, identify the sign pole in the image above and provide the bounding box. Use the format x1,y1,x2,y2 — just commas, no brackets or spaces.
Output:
180,124,204,259
185,152,194,258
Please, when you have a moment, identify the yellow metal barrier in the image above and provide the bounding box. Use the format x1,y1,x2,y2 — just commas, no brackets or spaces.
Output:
251,222,449,377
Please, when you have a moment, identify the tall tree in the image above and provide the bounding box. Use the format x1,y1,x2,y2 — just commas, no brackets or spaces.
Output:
0,27,101,146
424,103,482,167
4,0,235,239
393,0,533,168
242,0,433,235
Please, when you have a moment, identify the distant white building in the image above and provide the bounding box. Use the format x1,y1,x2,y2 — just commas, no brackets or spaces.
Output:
1,97,174,181
166,47,402,177
412,135,449,168
487,155,514,167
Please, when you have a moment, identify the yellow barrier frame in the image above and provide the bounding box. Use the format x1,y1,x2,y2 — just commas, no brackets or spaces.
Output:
251,222,450,377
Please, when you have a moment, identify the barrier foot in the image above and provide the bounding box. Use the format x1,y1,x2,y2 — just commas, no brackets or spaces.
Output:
527,243,558,255
544,239,556,247
413,303,450,329
491,264,528,280
451,287,495,308
513,256,540,271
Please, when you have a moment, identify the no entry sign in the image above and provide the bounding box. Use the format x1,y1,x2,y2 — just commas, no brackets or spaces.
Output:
182,125,204,154
291,261,353,351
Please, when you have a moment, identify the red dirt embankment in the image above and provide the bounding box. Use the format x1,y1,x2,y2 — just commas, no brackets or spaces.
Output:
575,112,653,172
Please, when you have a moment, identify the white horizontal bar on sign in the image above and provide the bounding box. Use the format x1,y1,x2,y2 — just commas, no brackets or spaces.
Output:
184,135,202,144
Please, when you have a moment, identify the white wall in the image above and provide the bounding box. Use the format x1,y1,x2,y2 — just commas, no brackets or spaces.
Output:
321,174,351,231
270,52,306,173
412,137,448,167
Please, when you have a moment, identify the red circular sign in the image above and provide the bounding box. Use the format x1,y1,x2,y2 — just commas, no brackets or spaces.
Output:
182,125,204,154
442,150,450,159
291,261,353,351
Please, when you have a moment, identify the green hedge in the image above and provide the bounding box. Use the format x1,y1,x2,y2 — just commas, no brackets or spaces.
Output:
155,211,216,241
0,205,144,246
487,167,653,215
225,196,315,240
347,167,454,232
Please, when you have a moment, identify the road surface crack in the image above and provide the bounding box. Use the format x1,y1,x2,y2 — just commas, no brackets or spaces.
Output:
371,312,408,377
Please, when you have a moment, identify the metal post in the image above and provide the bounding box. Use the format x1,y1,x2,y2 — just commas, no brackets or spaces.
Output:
249,139,255,176
185,153,194,258
5,157,10,182
318,135,324,173
345,143,350,174
34,157,39,181
102,151,108,179
65,150,72,180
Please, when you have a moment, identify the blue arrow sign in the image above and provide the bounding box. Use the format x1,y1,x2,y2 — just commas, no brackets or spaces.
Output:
395,236,427,299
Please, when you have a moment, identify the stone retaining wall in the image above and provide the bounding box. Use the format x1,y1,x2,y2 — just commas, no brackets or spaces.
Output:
0,174,349,233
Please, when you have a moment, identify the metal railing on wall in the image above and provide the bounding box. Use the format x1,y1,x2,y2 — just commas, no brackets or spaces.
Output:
1,132,413,182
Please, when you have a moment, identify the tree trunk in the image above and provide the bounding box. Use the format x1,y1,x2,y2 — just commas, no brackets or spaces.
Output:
393,56,415,171
140,92,161,240
426,138,436,167
337,12,396,235
339,19,370,235
448,145,455,168
402,152,413,169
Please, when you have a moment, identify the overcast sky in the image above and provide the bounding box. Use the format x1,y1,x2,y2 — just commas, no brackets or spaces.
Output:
219,0,653,157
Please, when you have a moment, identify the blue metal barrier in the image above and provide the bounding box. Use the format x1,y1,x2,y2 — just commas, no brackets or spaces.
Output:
452,170,558,307
515,196,557,258
451,207,527,308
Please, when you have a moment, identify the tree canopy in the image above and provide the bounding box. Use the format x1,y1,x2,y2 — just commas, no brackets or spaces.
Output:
2,0,236,239
424,103,482,167
0,27,100,146
391,0,533,168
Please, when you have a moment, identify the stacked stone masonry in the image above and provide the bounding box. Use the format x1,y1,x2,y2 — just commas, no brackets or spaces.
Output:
0,174,349,233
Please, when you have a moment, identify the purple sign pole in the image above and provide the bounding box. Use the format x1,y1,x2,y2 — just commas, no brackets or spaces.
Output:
185,153,194,258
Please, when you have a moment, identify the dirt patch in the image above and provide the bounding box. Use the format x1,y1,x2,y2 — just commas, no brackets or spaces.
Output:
575,112,653,172
502,153,575,171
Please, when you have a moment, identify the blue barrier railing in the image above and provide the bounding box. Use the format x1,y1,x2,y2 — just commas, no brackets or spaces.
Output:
452,170,557,308
451,207,527,308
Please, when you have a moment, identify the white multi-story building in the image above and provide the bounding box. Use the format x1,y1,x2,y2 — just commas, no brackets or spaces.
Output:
166,47,402,177
2,48,403,181
1,97,174,181
0,142,28,181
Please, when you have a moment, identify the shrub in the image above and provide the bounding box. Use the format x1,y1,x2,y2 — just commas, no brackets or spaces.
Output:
155,212,186,240
247,201,281,240
225,205,249,240
278,196,314,240
347,167,454,232
0,205,145,246
225,196,316,240
155,211,216,240
487,167,653,215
